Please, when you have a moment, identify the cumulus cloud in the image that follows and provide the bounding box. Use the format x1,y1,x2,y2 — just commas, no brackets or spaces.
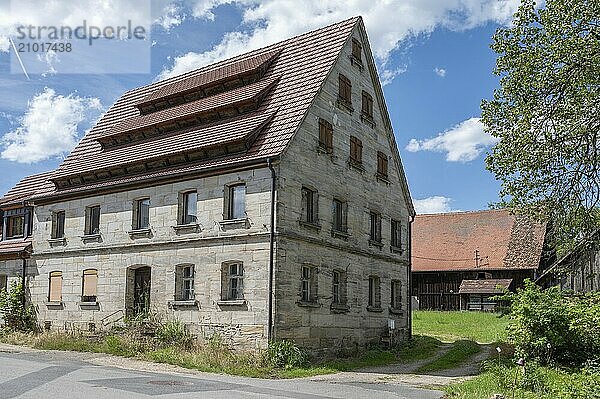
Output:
1,88,103,163
434,67,446,77
157,0,522,81
406,117,498,162
413,196,456,214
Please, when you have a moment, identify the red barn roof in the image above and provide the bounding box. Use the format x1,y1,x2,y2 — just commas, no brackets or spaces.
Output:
412,209,546,272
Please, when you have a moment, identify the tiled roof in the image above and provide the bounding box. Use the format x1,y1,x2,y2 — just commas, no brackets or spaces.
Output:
38,17,360,197
412,209,546,272
458,279,513,294
104,76,279,139
0,171,54,206
137,49,281,107
0,238,32,259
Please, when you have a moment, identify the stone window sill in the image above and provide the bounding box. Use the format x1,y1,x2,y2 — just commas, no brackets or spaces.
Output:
390,245,403,254
360,112,376,128
369,239,384,249
330,303,349,313
336,98,354,113
299,220,321,231
168,300,198,308
172,224,201,234
217,299,246,306
331,230,350,240
350,55,364,71
297,300,320,308
45,301,64,309
128,228,152,239
81,234,101,243
348,159,365,172
367,305,383,313
48,237,66,246
316,145,333,155
79,301,99,309
389,307,404,315
376,174,391,185
219,218,249,230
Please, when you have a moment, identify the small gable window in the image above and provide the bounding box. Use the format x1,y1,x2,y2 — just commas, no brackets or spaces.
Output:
318,118,333,153
338,74,352,108
377,151,389,179
351,38,362,62
349,136,363,166
361,91,374,121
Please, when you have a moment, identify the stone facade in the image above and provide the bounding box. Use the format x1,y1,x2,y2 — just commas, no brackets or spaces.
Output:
3,20,414,351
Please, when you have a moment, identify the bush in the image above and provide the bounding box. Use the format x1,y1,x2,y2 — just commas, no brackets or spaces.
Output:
266,340,308,369
155,320,193,348
0,281,37,332
501,280,600,366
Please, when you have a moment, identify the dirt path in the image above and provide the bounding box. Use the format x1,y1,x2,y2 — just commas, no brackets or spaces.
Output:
312,343,493,389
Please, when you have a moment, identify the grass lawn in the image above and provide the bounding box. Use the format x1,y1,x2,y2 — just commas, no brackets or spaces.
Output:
412,310,509,343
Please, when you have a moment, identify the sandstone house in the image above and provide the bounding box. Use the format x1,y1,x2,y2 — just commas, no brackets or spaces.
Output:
0,17,415,350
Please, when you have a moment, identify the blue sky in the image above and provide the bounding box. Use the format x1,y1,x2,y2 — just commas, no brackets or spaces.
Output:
0,1,518,213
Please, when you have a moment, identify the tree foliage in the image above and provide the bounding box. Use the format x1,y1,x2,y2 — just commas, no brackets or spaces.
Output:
482,0,600,250
0,281,37,332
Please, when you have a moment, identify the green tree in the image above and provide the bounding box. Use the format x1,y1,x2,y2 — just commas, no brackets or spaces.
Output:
482,0,600,250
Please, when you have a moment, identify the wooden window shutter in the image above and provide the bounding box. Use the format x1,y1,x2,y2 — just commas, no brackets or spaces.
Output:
377,152,388,177
350,136,363,163
361,91,373,118
338,74,352,104
49,271,62,302
352,39,362,61
319,119,333,153
376,214,382,242
82,269,98,298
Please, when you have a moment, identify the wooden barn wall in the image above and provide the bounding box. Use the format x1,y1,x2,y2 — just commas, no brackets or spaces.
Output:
412,270,535,310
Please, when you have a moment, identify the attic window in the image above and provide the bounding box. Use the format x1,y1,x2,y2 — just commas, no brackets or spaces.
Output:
349,135,363,166
338,74,353,111
350,39,364,70
361,91,375,127
318,118,333,153
377,151,389,180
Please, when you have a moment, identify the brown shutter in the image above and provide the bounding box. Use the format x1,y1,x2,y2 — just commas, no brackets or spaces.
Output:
82,269,98,297
49,271,62,302
352,39,362,61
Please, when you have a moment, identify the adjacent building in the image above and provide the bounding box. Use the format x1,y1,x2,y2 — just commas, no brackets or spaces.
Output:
0,17,415,350
411,209,548,311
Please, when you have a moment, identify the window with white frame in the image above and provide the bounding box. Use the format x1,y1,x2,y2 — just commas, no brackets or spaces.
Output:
222,262,244,300
51,211,65,239
178,191,197,225
226,184,246,220
84,205,100,235
175,264,195,301
133,198,150,230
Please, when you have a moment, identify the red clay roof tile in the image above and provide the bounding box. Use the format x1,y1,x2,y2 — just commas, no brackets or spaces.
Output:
412,209,546,272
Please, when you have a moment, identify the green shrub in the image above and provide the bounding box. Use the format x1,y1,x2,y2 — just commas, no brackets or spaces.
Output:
0,281,37,332
501,280,600,366
155,320,193,348
267,340,309,369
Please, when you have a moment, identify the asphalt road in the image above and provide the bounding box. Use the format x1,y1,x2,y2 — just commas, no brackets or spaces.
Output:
0,348,443,399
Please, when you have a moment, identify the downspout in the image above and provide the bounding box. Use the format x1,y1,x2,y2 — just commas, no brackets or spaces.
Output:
21,200,30,308
267,158,277,342
21,257,26,308
407,214,414,340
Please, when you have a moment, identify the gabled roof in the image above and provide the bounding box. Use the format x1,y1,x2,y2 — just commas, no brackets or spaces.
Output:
34,17,361,201
412,209,546,272
0,171,54,207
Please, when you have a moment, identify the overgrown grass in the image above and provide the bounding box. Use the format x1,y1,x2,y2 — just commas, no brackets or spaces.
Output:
445,362,600,399
416,340,481,373
412,310,509,343
0,330,443,379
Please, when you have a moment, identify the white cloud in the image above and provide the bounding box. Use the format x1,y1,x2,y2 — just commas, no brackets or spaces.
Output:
1,88,103,163
156,2,186,31
406,117,498,162
413,196,456,214
434,67,446,77
158,0,522,81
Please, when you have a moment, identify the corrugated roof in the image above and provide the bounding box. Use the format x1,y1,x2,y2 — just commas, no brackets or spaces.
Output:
459,279,513,294
0,171,54,206
412,209,546,272
40,17,359,196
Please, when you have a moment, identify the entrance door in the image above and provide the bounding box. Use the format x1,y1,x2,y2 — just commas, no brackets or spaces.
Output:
133,267,151,315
